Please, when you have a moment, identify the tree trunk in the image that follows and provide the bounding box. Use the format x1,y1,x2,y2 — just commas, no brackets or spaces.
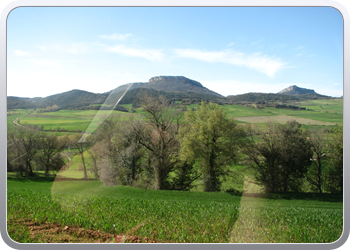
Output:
81,152,88,179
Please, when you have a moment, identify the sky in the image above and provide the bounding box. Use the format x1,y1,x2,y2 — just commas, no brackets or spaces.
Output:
6,7,344,98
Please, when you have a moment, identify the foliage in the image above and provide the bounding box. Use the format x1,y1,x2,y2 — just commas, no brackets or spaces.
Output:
179,102,247,192
326,124,343,193
244,121,313,193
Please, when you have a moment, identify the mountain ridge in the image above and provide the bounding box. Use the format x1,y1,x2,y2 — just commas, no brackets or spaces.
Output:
7,76,333,110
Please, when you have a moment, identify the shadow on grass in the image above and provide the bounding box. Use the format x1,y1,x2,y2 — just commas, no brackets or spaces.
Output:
226,191,343,203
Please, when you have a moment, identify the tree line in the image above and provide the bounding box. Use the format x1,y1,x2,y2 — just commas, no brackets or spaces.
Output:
7,96,343,193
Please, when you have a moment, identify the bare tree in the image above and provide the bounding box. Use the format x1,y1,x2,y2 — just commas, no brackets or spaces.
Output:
69,134,89,179
305,129,328,193
133,95,183,190
38,134,64,176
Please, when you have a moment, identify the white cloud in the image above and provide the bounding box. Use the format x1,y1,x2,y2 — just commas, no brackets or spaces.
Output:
173,48,286,77
99,33,132,40
14,50,29,56
30,59,61,67
108,45,164,62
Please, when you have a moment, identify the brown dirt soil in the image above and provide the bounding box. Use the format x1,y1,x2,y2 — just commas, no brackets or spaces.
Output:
8,219,162,243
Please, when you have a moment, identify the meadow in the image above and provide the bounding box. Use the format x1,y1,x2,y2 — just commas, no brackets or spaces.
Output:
7,174,343,243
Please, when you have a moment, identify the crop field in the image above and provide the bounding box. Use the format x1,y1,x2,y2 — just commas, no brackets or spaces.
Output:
13,110,135,132
221,104,276,117
263,107,343,123
234,114,338,125
7,175,343,243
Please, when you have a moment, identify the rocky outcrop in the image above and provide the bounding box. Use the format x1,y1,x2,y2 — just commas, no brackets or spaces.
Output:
278,85,317,95
148,76,203,88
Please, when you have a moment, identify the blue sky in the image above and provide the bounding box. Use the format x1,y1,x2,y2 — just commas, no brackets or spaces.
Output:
7,7,343,98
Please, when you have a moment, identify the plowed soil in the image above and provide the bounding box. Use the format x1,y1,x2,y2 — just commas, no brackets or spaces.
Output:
8,219,162,243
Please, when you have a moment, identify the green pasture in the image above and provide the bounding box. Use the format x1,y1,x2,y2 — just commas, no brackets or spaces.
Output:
7,174,343,243
221,104,276,117
264,107,343,123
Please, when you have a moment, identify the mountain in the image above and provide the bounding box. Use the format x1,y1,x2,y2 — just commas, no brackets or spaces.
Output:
7,78,333,110
277,85,318,95
108,76,222,97
104,76,224,106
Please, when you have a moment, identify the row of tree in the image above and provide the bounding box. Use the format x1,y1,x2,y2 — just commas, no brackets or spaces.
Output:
7,125,89,178
7,125,64,177
7,95,343,193
86,96,343,193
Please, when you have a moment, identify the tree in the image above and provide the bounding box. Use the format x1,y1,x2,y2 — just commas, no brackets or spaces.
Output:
132,95,183,190
244,121,313,193
69,134,89,179
305,129,328,193
326,124,343,193
92,116,145,186
17,126,42,177
38,134,64,176
178,101,247,192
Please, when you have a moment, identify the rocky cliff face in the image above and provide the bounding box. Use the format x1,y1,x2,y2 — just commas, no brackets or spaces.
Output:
148,76,203,88
278,85,317,95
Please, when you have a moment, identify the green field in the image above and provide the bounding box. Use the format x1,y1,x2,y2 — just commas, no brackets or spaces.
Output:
7,100,343,134
10,110,134,132
7,175,343,243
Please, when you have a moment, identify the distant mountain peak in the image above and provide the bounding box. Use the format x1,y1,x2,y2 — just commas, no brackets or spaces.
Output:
278,85,317,95
148,76,203,88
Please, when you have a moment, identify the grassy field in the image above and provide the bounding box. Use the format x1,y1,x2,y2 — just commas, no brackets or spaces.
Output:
7,100,343,134
7,174,343,243
11,109,134,132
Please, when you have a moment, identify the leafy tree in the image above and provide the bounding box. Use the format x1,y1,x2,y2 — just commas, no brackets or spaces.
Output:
326,124,343,193
244,121,313,193
169,161,201,191
278,121,313,192
178,101,247,192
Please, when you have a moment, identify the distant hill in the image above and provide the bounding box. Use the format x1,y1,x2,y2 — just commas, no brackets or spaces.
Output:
227,92,331,103
8,90,107,110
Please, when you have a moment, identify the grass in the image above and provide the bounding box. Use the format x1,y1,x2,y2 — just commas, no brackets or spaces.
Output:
7,174,343,243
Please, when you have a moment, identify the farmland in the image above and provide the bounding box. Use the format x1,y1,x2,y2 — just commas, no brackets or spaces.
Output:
7,174,343,243
7,99,343,134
